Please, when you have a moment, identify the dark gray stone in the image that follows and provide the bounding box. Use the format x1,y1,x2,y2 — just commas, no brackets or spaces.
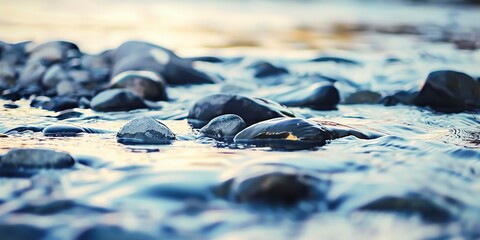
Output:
249,61,288,78
225,164,328,207
414,70,480,112
200,114,246,139
42,64,68,88
188,94,296,127
274,83,340,110
0,148,75,169
234,117,335,150
344,90,382,104
116,116,176,144
91,89,148,112
110,70,168,101
112,41,217,85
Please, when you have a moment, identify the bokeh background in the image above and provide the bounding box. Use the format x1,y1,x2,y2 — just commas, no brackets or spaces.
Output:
1,0,479,57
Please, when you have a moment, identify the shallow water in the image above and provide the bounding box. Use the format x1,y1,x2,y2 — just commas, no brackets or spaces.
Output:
1,0,480,239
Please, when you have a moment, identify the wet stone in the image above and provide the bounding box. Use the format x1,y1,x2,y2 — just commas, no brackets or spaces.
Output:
249,61,289,78
110,70,168,101
344,90,382,104
41,96,78,112
382,90,418,106
200,114,246,140
358,195,453,223
188,94,296,127
116,116,176,144
274,83,340,110
225,164,328,208
91,89,148,112
112,41,217,85
414,70,480,112
0,148,75,176
53,109,83,120
234,117,336,150
5,126,45,134
76,225,156,240
43,124,107,136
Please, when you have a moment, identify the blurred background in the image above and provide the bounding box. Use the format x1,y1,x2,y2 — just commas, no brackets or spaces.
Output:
0,0,479,56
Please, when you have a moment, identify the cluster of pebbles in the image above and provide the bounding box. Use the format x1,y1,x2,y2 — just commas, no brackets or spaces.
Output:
1,40,480,239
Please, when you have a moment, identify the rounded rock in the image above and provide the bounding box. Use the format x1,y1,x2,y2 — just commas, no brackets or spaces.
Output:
110,70,168,101
116,116,176,144
414,70,480,112
234,117,335,150
200,114,246,140
91,89,148,112
188,94,296,127
0,148,75,169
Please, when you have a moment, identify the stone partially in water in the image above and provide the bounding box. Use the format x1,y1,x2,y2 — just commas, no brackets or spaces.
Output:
234,117,335,150
274,83,340,110
116,116,176,144
224,164,328,208
41,96,78,112
381,90,418,106
42,124,106,137
344,90,382,104
414,70,480,112
358,195,453,223
200,114,246,140
112,41,217,85
188,94,296,127
249,61,289,78
91,89,148,112
110,70,168,101
0,148,75,177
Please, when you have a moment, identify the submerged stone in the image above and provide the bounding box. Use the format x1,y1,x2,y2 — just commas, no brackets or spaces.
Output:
249,61,289,78
358,194,453,223
200,114,246,140
382,90,418,106
188,94,296,127
344,90,382,104
110,70,168,101
42,124,107,137
0,148,75,176
414,70,480,112
5,126,45,134
116,116,176,144
91,89,148,112
223,164,328,207
53,109,83,120
234,117,335,150
41,96,78,112
274,83,340,110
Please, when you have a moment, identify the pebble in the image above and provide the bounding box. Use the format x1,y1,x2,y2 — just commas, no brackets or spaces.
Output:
249,61,289,78
344,90,382,104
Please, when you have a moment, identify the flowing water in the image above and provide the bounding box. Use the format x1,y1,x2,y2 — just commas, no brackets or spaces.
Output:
1,0,480,239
